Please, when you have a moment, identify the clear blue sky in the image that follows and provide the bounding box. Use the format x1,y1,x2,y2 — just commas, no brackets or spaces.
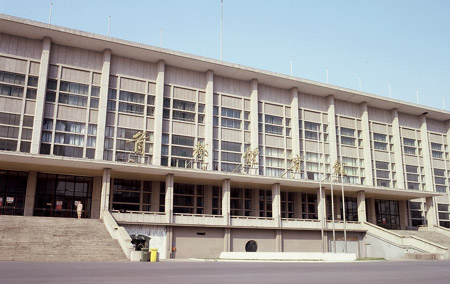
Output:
1,0,450,110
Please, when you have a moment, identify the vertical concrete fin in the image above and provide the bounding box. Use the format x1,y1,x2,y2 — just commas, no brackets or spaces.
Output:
95,49,111,160
30,37,51,154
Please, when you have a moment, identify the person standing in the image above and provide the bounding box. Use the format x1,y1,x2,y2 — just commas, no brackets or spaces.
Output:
77,201,83,219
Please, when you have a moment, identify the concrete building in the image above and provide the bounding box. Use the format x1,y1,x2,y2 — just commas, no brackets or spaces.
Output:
0,14,449,260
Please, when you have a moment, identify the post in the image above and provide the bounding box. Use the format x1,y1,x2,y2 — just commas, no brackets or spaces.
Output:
222,179,231,226
165,174,174,223
338,133,347,253
356,191,367,223
99,168,111,219
272,183,281,227
330,175,336,253
24,171,37,216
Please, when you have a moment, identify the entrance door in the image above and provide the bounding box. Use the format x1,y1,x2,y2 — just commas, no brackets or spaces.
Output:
375,199,400,230
34,173,92,218
0,170,27,215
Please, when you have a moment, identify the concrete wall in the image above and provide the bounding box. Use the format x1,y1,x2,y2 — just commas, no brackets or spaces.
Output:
231,228,276,252
172,226,224,259
124,225,167,259
363,233,421,260
282,230,322,252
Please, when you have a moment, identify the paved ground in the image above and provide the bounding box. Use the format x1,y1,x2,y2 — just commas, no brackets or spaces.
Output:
0,260,449,284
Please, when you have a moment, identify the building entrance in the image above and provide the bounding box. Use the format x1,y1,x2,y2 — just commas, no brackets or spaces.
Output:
34,173,92,218
0,170,27,215
375,199,400,230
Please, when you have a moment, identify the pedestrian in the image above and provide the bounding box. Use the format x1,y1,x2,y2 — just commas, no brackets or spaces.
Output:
77,201,83,219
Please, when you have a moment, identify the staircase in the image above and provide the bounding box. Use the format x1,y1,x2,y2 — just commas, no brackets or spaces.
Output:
0,216,128,262
393,230,450,250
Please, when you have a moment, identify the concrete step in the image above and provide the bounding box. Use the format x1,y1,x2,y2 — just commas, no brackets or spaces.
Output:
392,230,450,250
0,216,128,262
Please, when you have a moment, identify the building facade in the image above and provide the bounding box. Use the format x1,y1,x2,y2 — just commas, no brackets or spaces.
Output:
0,14,449,259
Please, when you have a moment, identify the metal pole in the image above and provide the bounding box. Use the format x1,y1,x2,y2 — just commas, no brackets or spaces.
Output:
331,173,336,253
388,82,392,98
416,89,420,104
290,60,293,76
358,75,362,91
48,2,53,24
318,125,324,252
108,16,111,36
160,28,163,48
326,68,329,84
339,136,347,253
220,0,223,60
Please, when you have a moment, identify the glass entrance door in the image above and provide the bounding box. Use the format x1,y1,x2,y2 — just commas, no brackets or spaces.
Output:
0,170,27,215
375,199,400,230
34,173,92,218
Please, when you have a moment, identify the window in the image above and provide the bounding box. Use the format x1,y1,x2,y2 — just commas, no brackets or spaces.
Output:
221,118,240,129
265,125,283,135
0,71,25,85
341,136,355,146
222,141,241,152
221,108,240,119
340,127,355,137
119,91,145,104
60,81,89,95
173,100,195,111
172,135,194,147
373,133,386,142
118,102,144,114
431,143,443,159
265,115,283,125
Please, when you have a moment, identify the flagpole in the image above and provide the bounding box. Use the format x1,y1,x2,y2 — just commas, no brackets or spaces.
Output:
339,131,347,253
318,125,324,252
220,0,223,60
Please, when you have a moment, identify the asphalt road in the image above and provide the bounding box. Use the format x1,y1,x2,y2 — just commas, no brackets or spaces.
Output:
0,260,449,284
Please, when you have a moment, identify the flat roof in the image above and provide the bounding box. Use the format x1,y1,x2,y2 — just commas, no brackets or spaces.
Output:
0,14,449,122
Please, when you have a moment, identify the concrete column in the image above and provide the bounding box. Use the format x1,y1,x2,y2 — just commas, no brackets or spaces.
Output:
425,197,437,226
398,200,408,229
224,228,231,252
151,181,160,212
367,198,376,224
94,49,112,159
294,192,302,219
250,79,259,158
360,103,373,186
166,226,173,259
31,37,51,154
24,171,37,216
90,176,102,219
165,174,174,223
204,185,213,215
327,95,338,165
317,187,325,222
291,88,300,156
356,191,367,222
205,70,214,168
99,168,111,219
251,188,259,217
420,115,434,192
272,183,281,226
335,194,341,220
153,60,165,166
222,179,231,225
275,230,282,252
391,109,405,189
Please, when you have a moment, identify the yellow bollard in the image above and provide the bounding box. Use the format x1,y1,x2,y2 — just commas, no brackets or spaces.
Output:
150,248,158,262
